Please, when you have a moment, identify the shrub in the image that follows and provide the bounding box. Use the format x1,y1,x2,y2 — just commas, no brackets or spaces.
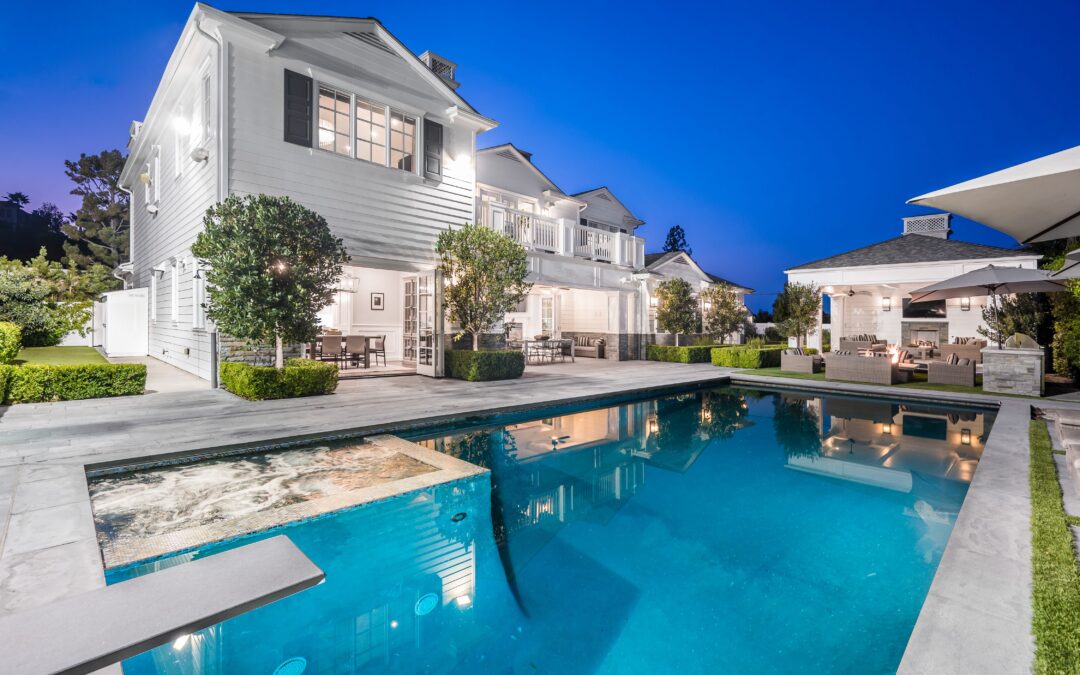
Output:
1,363,146,404
712,345,785,368
219,360,339,400
0,322,20,365
445,349,525,381
802,347,819,355
646,344,715,364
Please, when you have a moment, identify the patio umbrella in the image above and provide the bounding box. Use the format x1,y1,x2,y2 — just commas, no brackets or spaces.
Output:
909,265,1067,347
1052,249,1080,280
907,144,1080,244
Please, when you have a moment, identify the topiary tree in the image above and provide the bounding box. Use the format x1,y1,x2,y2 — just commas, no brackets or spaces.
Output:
191,194,349,368
436,222,531,351
774,281,821,348
655,277,700,342
701,282,749,344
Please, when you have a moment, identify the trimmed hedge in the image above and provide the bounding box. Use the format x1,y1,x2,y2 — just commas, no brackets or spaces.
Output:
219,359,339,400
445,349,525,381
0,363,146,404
646,344,716,364
0,322,19,365
712,345,785,368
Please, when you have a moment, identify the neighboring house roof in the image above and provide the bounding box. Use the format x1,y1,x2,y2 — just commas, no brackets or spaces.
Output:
786,234,1038,271
644,251,754,293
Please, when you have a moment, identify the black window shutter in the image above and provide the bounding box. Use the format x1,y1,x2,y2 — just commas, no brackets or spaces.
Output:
283,69,313,147
423,118,443,180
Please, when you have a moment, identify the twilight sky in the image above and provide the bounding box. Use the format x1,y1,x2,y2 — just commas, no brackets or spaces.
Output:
3,0,1079,310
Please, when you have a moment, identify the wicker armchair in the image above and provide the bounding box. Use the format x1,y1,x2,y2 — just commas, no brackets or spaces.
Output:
781,351,822,374
825,354,905,385
928,360,976,387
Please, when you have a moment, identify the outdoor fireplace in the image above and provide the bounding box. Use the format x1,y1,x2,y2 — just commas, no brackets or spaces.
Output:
901,321,949,347
912,329,940,346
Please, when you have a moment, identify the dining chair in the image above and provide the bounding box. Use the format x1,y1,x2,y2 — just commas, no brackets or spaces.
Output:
345,335,368,369
370,335,387,367
319,337,344,368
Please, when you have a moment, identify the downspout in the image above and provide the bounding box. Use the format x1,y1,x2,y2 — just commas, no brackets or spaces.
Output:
195,16,225,389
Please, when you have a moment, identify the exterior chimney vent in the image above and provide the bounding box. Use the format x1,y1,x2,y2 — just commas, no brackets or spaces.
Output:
418,51,459,89
903,213,951,239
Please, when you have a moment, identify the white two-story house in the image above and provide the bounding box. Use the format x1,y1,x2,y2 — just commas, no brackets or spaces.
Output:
119,4,496,381
475,144,650,359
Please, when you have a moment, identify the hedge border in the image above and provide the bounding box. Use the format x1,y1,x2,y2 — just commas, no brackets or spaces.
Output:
445,349,525,381
711,345,786,369
646,344,717,364
0,363,146,404
219,360,339,400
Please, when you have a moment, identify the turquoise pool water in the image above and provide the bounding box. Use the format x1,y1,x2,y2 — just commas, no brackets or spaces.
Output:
110,386,993,674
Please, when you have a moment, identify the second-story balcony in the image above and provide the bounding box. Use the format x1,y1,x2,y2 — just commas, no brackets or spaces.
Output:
480,203,644,268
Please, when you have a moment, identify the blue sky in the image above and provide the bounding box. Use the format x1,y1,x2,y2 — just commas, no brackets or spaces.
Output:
3,0,1079,310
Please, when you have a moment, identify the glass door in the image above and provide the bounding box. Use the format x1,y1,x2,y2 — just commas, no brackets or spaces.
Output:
415,270,440,377
402,277,417,367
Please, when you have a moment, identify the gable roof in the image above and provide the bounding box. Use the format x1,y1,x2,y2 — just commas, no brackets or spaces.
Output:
786,234,1038,271
477,143,576,199
644,251,754,293
573,186,645,229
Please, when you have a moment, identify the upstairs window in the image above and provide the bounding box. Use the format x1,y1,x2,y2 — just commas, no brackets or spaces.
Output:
389,112,416,171
354,98,386,165
317,86,351,156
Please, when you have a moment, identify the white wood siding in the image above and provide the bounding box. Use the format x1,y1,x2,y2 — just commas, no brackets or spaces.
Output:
130,38,218,380
227,32,476,270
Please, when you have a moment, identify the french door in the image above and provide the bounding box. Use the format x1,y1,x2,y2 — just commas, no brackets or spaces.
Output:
415,270,442,377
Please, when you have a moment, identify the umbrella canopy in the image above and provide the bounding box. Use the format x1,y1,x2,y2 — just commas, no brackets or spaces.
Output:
909,265,1066,302
1052,249,1080,280
907,145,1080,244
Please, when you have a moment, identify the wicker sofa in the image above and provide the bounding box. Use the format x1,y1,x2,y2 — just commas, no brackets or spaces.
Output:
939,339,987,364
928,360,976,387
838,335,887,353
565,333,606,359
781,350,823,374
825,353,906,385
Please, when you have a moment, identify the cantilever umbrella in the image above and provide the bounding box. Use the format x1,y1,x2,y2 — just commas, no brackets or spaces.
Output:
908,145,1080,244
909,265,1067,348
1052,250,1080,280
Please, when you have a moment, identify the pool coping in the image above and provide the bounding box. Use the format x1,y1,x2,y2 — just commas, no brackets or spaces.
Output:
731,371,1036,674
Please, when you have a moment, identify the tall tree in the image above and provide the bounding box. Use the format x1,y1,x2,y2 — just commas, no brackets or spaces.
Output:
701,282,749,344
4,192,29,207
62,150,130,269
977,293,1051,346
655,277,700,339
774,281,821,348
662,225,692,256
191,194,349,368
436,222,532,351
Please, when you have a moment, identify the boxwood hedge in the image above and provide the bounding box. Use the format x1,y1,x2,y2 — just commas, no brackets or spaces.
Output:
0,363,146,404
445,349,525,381
646,344,716,364
711,345,786,368
0,322,19,365
219,359,339,400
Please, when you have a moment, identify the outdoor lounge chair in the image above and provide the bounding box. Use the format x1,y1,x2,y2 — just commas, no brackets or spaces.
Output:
929,358,976,387
781,349,822,374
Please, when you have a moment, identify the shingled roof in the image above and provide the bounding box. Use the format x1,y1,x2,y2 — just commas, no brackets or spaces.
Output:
787,234,1033,271
644,251,754,292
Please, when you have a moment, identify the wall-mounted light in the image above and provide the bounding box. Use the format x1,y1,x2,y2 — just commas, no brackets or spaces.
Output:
649,296,658,308
960,297,971,311
189,146,209,162
882,297,892,312
961,428,971,446
882,423,892,435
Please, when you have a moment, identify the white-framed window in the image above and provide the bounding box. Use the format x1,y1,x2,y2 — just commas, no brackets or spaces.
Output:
317,85,351,156
541,296,555,335
170,261,180,323
150,274,158,322
192,263,207,330
354,97,386,165
200,71,212,143
389,111,416,171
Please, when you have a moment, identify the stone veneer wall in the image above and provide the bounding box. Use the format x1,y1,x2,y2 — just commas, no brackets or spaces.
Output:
900,321,949,347
981,347,1044,396
217,335,302,368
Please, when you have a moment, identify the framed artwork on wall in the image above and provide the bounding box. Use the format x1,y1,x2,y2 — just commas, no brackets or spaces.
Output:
371,292,385,310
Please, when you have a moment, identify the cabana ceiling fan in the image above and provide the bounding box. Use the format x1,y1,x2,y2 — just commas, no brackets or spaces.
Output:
842,287,872,297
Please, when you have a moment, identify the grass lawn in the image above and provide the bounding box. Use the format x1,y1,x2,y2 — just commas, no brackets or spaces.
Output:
732,367,1044,398
14,346,108,366
1029,420,1080,674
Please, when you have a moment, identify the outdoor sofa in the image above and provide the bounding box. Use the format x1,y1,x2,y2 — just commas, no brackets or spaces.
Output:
825,352,906,385
563,332,606,359
928,359,976,387
939,338,987,364
781,349,823,374
838,335,887,353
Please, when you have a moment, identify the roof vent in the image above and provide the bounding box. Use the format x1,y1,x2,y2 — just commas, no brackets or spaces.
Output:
128,121,143,149
418,51,459,89
903,213,951,239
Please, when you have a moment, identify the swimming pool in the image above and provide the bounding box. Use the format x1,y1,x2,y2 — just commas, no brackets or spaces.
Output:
108,385,994,674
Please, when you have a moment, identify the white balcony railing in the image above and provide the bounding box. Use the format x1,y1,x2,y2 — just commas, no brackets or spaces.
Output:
480,204,559,252
480,203,644,268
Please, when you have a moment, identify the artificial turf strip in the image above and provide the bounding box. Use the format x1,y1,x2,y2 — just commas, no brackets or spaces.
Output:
1029,420,1080,674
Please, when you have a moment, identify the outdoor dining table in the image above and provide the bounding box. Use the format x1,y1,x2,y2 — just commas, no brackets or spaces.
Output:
310,335,374,369
514,339,574,365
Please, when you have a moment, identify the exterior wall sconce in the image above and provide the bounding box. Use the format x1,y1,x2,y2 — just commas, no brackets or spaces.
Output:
961,429,971,445
960,297,971,311
882,423,892,435
882,297,892,312
649,296,658,308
